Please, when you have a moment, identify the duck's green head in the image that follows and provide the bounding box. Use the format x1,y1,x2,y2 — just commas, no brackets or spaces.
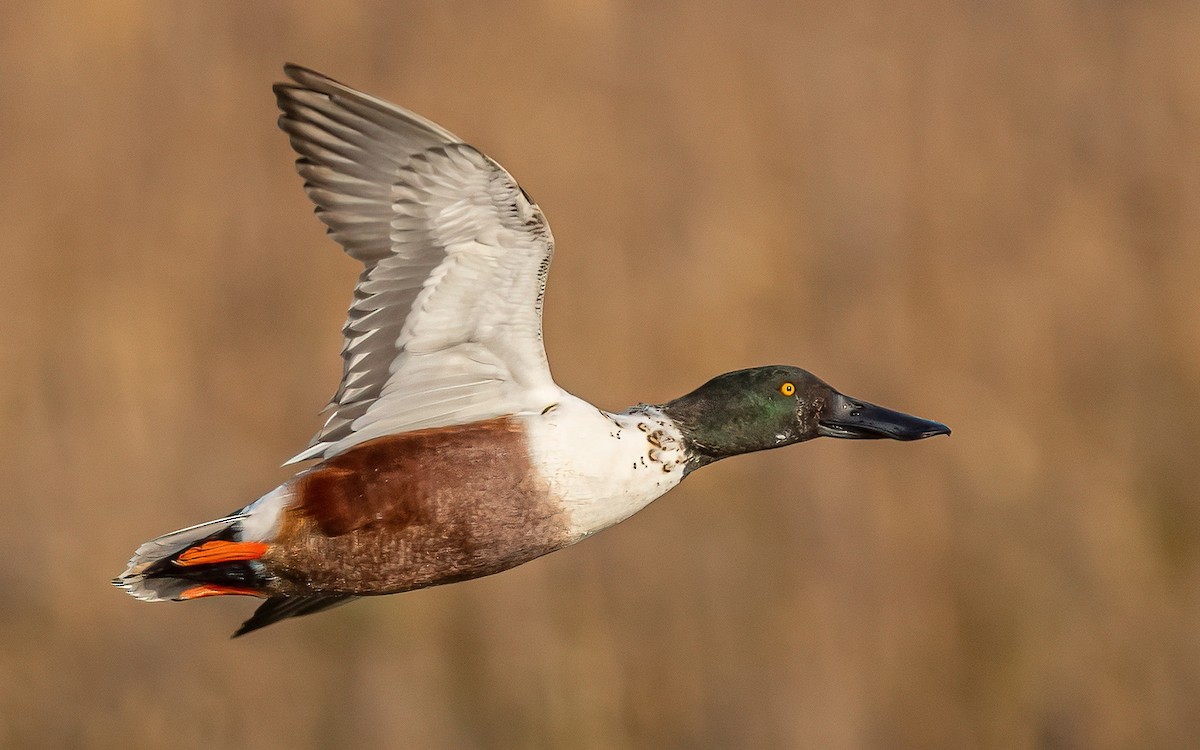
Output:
660,365,949,471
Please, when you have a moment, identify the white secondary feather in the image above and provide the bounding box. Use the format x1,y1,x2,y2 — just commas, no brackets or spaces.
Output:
275,65,559,462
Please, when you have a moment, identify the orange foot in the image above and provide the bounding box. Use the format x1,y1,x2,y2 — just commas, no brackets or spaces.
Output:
179,584,264,600
175,540,269,567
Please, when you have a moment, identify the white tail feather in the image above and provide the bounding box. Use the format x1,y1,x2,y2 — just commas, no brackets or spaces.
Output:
113,514,246,602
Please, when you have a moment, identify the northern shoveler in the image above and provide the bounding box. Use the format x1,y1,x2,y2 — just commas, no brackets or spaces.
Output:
114,65,950,636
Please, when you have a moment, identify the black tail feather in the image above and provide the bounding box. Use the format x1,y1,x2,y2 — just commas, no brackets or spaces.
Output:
135,521,264,593
233,594,358,638
113,511,266,602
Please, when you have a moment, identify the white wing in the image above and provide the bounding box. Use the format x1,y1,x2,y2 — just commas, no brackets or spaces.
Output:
274,65,559,463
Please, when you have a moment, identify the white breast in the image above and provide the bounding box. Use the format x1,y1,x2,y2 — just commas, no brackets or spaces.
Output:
521,391,688,541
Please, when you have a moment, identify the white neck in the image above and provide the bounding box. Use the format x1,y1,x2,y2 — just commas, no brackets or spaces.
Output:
521,393,689,541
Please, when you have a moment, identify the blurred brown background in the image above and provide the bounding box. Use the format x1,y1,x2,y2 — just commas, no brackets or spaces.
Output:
2,1,1198,748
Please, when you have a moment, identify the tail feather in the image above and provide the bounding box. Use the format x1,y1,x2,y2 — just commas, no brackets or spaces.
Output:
118,515,245,578
115,487,362,635
113,513,267,602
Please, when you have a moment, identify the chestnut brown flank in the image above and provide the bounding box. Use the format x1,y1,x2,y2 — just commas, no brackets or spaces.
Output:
263,417,570,595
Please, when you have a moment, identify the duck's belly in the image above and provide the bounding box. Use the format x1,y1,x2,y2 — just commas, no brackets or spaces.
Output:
260,417,573,595
521,395,687,541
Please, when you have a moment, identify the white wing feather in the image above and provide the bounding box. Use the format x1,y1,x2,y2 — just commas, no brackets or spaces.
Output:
275,65,558,463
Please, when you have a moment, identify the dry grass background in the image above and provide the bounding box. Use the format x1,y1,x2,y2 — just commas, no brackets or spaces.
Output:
1,1,1198,748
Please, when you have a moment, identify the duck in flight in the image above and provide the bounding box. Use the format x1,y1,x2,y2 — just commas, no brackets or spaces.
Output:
114,65,950,636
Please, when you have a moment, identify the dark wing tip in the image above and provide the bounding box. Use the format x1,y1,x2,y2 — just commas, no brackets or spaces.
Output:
276,65,341,114
281,63,365,105
231,594,358,638
282,62,336,88
272,82,309,125
275,63,461,146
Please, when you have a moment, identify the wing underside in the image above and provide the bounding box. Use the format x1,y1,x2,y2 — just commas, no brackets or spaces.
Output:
274,65,558,462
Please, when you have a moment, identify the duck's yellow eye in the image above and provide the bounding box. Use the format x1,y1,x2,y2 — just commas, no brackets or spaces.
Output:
780,382,796,396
